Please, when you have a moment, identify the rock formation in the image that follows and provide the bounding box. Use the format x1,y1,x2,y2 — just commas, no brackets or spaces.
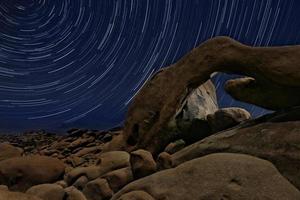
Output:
122,36,300,155
0,37,300,199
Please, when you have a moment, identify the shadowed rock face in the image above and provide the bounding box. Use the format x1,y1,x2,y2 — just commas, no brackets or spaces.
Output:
123,36,300,154
112,153,300,200
170,107,300,189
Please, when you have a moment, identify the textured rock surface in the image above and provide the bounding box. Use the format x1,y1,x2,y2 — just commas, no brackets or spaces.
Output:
122,36,300,154
156,152,172,170
225,76,300,110
65,151,130,185
0,143,23,161
26,184,65,200
73,176,89,190
115,190,155,200
179,80,218,121
65,186,87,200
130,150,157,179
96,151,130,169
112,153,300,200
83,178,113,200
102,167,133,193
0,190,42,200
65,166,101,185
164,139,185,154
0,156,65,191
171,109,300,189
207,107,251,132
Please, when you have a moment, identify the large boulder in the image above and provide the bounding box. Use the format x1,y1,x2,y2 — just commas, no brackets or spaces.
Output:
26,184,65,200
0,156,65,191
0,190,42,200
0,143,23,161
112,153,300,200
121,36,300,155
171,109,300,189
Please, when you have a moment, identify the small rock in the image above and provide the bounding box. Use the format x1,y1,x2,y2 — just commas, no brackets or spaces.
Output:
102,134,113,143
102,167,133,192
156,152,172,171
65,151,130,185
164,139,185,154
130,150,157,179
74,146,102,157
65,166,100,185
65,186,87,200
68,138,94,150
51,153,58,157
83,178,113,200
56,180,68,188
50,141,71,151
68,129,88,137
73,176,89,190
40,149,58,156
65,166,75,174
67,156,85,167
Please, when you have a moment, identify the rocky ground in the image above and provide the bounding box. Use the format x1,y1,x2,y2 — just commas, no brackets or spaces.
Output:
0,37,300,200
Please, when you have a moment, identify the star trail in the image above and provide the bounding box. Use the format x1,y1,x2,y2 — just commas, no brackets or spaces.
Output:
0,0,300,132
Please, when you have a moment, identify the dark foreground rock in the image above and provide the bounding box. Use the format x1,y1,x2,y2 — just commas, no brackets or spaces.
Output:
112,153,300,200
0,156,65,191
0,189,42,200
0,143,23,161
26,184,65,200
171,108,300,189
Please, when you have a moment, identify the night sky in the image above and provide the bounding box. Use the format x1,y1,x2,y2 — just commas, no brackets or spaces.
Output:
1,0,300,133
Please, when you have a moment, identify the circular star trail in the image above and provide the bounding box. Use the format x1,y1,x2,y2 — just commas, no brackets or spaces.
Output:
0,0,300,132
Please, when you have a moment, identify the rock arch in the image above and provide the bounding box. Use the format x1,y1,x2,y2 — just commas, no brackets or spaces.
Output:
122,36,300,154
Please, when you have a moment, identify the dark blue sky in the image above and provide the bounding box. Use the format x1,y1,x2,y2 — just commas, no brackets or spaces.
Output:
0,0,300,133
